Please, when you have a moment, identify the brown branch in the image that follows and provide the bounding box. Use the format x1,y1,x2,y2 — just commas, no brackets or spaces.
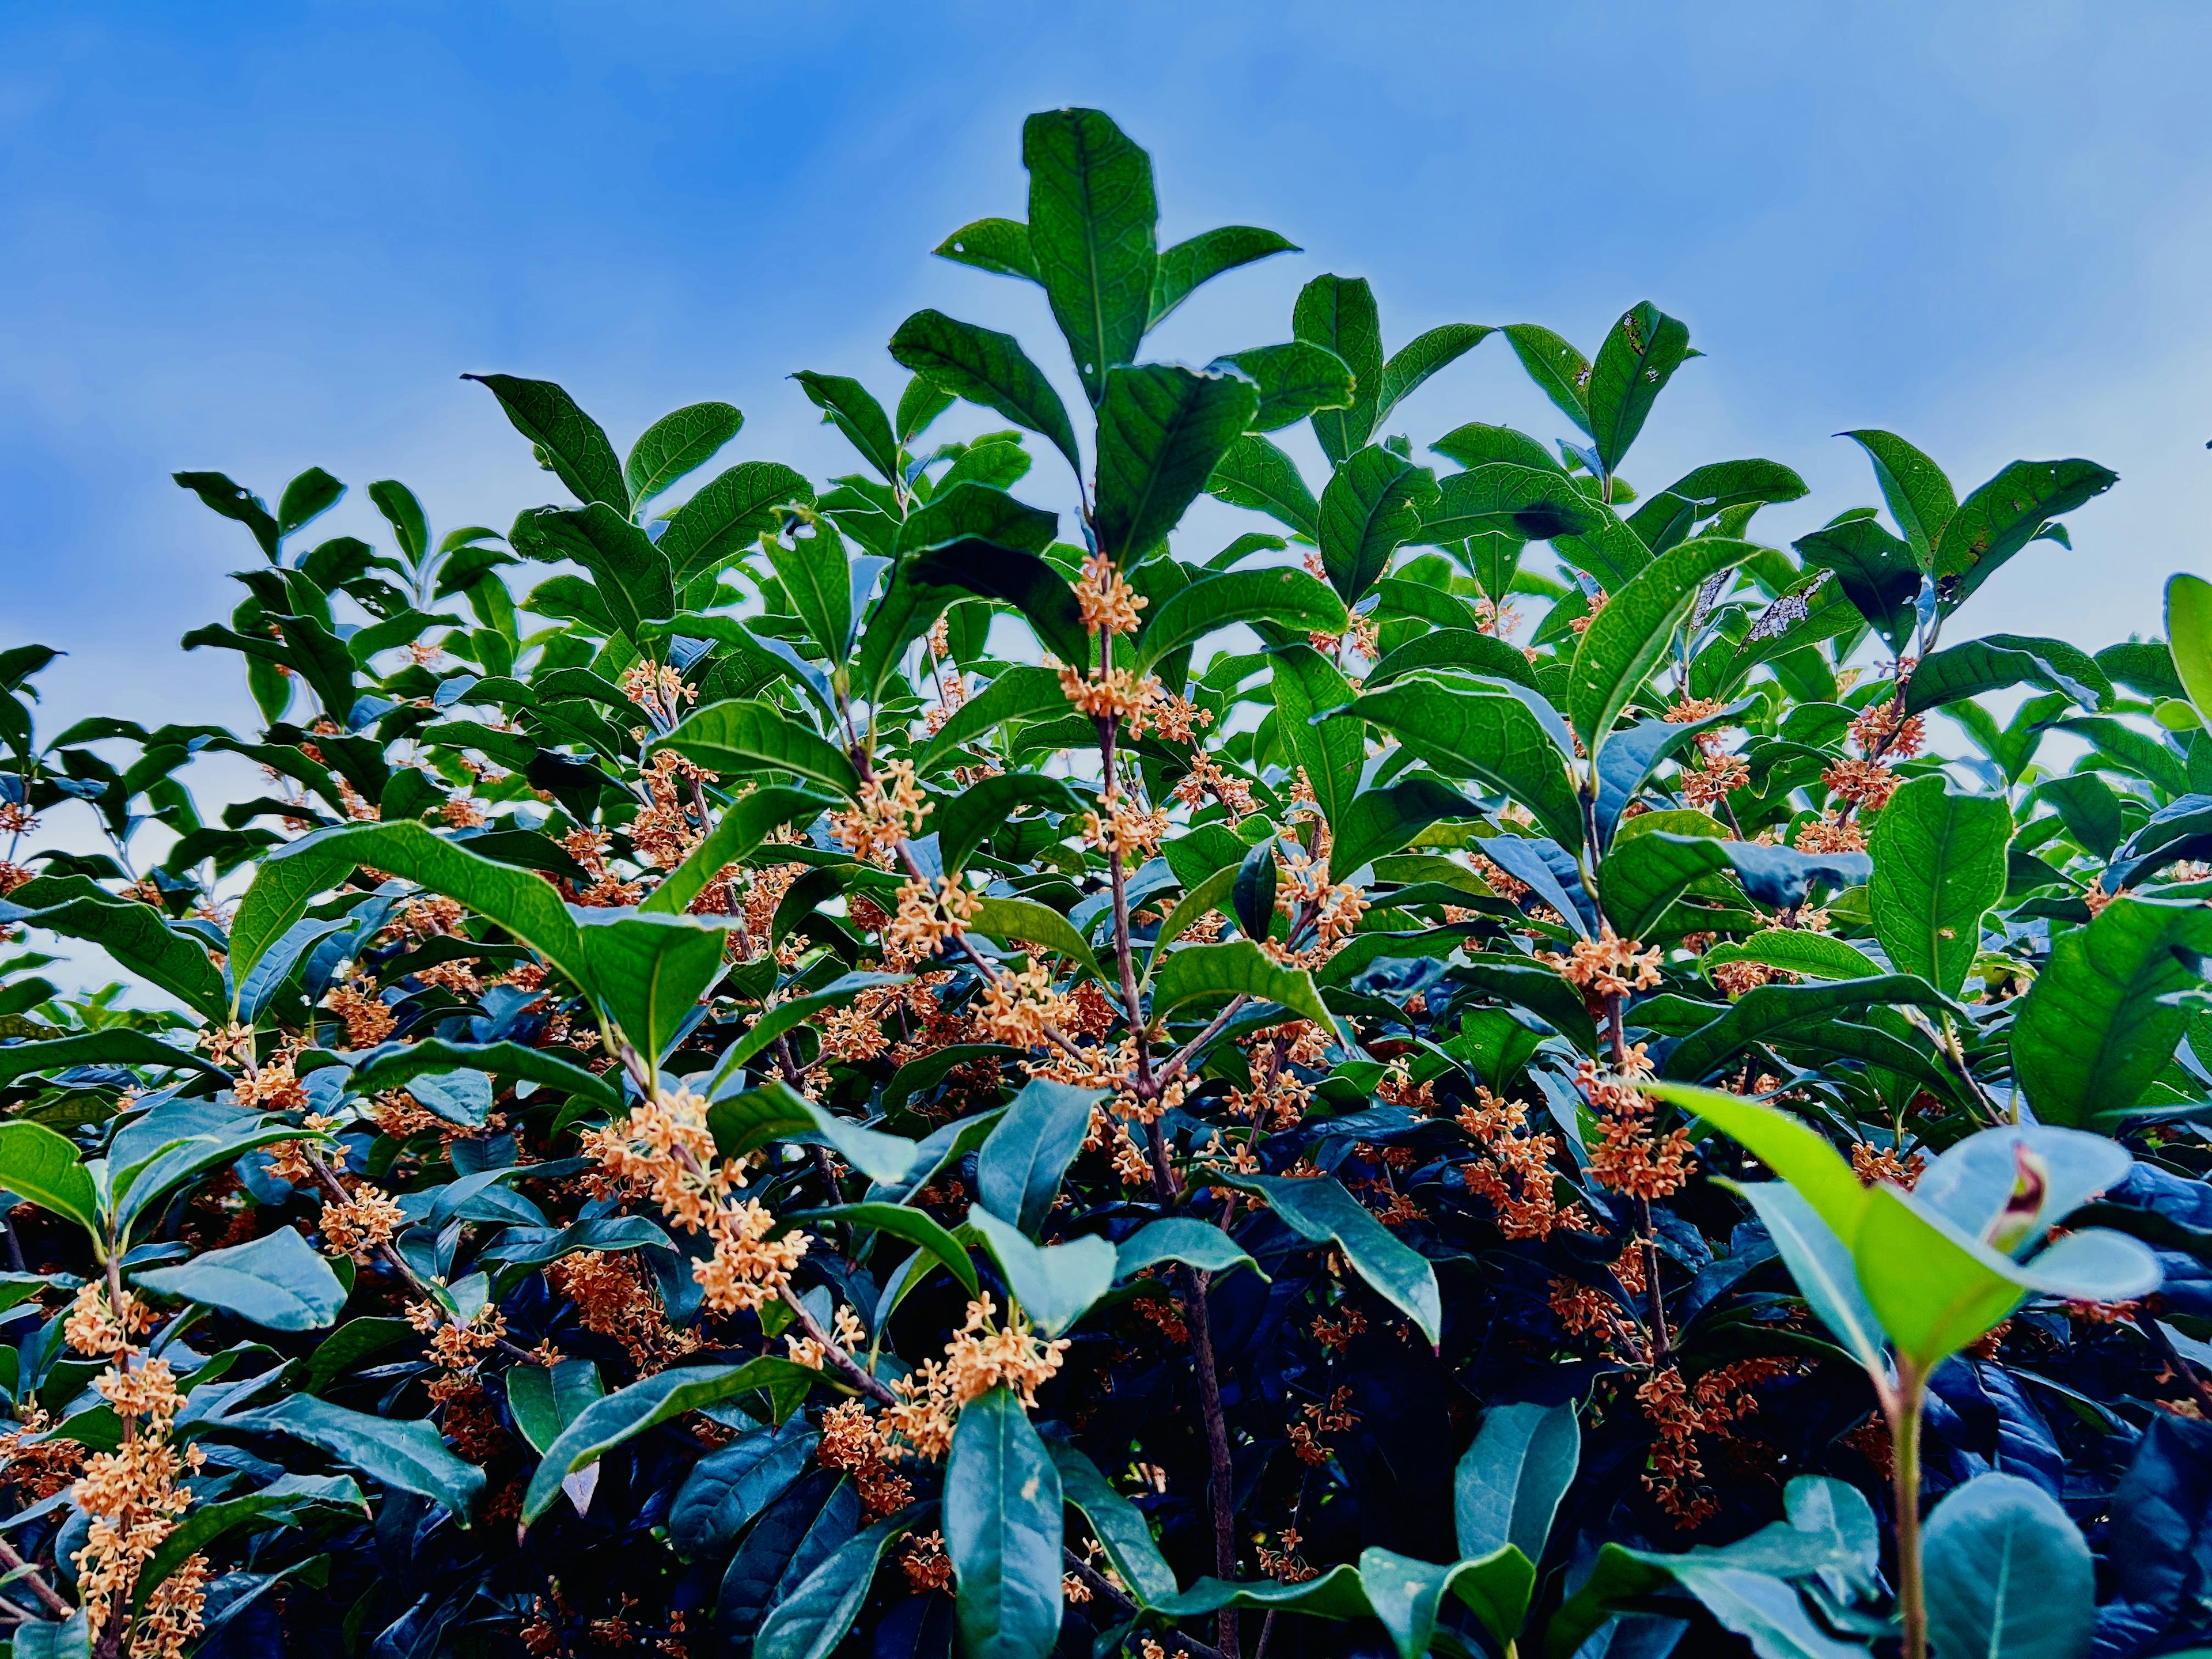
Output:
0,1536,74,1622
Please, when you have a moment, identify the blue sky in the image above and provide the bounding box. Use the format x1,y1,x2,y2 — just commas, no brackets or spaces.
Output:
5,0,2211,747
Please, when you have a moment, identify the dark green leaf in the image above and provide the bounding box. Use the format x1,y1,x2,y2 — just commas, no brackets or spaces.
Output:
1209,1172,1441,1344
1294,275,1385,465
1932,458,2118,611
1152,938,1332,1028
627,402,744,509
1794,516,1922,656
1094,363,1259,561
653,699,859,798
792,373,898,483
946,1384,1064,1659
658,461,816,581
1207,433,1320,540
232,1395,485,1521
1211,342,1354,433
1113,1217,1264,1284
1923,1474,2093,1659
0,1120,99,1234
1328,777,1483,881
1586,303,1694,476
1456,1401,1578,1566
965,1208,1116,1338
1501,324,1592,437
1150,226,1298,327
1378,324,1494,420
889,310,1081,476
1842,429,1956,564
1336,676,1584,850
1317,444,1438,605
1418,463,1600,546
1024,108,1157,403
1869,775,2011,996
977,1078,1107,1236
1569,537,1760,759
2012,896,2212,1126
134,1226,346,1331
465,373,628,511
935,218,1039,282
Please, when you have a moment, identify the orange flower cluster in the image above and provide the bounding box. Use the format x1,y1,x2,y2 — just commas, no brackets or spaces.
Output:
817,1399,915,1520
0,1408,84,1501
1793,813,1866,855
1288,1387,1359,1465
900,1531,955,1592
621,660,697,728
549,1251,699,1372
323,975,396,1047
1081,789,1170,861
1257,1528,1320,1584
882,875,982,968
64,1284,156,1357
1543,928,1662,1003
1711,959,1788,998
320,1185,406,1257
631,750,717,869
1581,1056,1695,1202
1058,662,1161,726
71,1347,209,1657
562,828,645,907
1075,550,1146,636
1171,751,1254,821
978,963,1075,1050
1850,695,1925,758
884,1295,1070,1460
1457,1087,1588,1240
1822,756,1901,810
1638,1357,1795,1528
831,758,931,865
1850,1141,1925,1188
1679,752,1749,808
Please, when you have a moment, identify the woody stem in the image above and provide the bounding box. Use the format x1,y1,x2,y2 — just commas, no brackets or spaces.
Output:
0,1537,73,1623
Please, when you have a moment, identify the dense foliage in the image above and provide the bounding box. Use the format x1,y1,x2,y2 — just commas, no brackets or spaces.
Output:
3,105,2211,1659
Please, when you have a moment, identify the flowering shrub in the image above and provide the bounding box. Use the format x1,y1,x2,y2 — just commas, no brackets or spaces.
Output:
3,105,2212,1659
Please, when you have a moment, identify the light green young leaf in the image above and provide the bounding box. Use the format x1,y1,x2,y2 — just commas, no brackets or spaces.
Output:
0,1120,100,1236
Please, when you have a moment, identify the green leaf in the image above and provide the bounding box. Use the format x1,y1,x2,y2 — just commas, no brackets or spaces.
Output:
1151,938,1332,1028
1047,1440,1179,1604
1793,515,1922,656
346,1037,620,1110
1269,644,1363,831
669,1419,819,1554
1145,864,1240,980
1702,930,1883,981
1327,777,1484,882
1213,342,1354,433
800,1203,979,1298
652,698,860,797
921,666,1069,770
895,481,1057,561
1113,1217,1265,1284
1923,1474,2093,1659
1645,1084,1870,1243
1586,302,1695,476
658,461,816,581
643,787,832,915
791,373,897,483
510,502,675,645
230,820,589,998
1024,108,1156,404
1731,1181,1887,1374
1456,1401,1578,1569
1903,634,2108,715
947,1384,1065,1659
889,309,1081,476
1378,324,1494,421
506,1357,605,1457
938,775,1084,873
1932,458,2118,611
1418,463,1601,546
175,469,279,559
1094,364,1261,561
977,1079,1107,1236
0,1120,99,1236
134,1226,346,1331
1362,1545,1538,1659
0,881,228,1022
1208,433,1319,540
627,401,743,509
707,1077,922,1186
1842,429,1956,564
2169,574,2212,726
1150,225,1298,328
766,522,859,660
1869,774,2010,996
965,1208,1116,1338
232,1393,485,1521
1209,1172,1441,1344
0,1029,225,1090
1317,445,1439,605
1661,974,1959,1084
465,373,628,511
759,1514,917,1659
521,1359,806,1524
1501,324,1592,437
1366,627,1540,691
2012,896,2212,1126
278,467,345,537
573,910,736,1062
138,1472,364,1608
1624,459,1809,556
1569,537,1760,760
1294,275,1386,465
906,539,1089,668
935,217,1039,282
965,895,1109,987
1336,676,1584,850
